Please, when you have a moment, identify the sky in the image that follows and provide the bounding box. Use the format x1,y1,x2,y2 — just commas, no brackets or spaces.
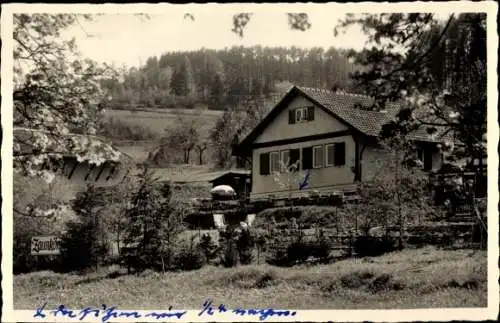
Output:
63,10,369,68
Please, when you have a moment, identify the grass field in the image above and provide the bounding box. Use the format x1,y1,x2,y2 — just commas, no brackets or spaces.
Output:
103,108,223,163
104,108,223,138
14,247,487,310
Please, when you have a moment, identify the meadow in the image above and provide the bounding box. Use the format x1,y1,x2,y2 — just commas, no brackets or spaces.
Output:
104,107,223,138
102,108,223,164
14,247,487,310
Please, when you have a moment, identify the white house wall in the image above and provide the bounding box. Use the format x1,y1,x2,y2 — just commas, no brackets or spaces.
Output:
251,135,356,199
254,96,348,144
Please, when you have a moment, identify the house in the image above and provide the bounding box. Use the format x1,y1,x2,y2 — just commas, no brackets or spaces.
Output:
234,85,450,201
14,127,133,187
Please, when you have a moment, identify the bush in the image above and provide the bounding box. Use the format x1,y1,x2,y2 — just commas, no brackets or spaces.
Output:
121,170,184,272
60,185,109,272
353,235,397,257
236,228,255,265
99,116,158,141
174,246,207,271
199,234,219,264
218,226,256,267
266,234,331,267
13,175,76,274
221,239,239,268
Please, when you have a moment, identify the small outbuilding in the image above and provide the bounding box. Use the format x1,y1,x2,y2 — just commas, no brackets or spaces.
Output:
208,169,251,199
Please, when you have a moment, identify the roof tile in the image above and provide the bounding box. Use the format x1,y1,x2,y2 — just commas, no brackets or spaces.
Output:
296,86,451,142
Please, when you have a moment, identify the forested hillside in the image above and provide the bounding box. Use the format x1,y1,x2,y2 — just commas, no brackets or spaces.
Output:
100,46,358,110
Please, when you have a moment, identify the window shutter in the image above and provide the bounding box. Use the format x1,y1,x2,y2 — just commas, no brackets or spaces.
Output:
288,109,296,124
334,142,346,166
302,147,313,170
260,153,270,175
307,106,314,121
290,148,300,170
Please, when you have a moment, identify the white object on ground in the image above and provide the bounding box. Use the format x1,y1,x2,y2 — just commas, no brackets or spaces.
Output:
210,185,236,196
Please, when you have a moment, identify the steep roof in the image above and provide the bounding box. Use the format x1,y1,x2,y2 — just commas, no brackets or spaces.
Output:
237,85,451,150
208,169,251,183
13,127,134,165
296,86,399,137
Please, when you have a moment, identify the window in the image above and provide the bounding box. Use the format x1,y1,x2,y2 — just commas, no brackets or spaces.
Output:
417,148,433,171
288,106,315,124
417,148,424,162
334,142,346,166
280,150,290,171
295,107,307,123
423,150,433,171
270,151,280,173
325,144,334,167
313,145,324,168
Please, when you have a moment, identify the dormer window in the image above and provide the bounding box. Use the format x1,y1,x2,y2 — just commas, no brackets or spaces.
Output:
289,106,315,124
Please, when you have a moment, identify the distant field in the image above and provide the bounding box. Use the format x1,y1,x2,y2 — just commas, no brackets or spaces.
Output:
14,247,487,309
104,108,223,137
103,108,223,162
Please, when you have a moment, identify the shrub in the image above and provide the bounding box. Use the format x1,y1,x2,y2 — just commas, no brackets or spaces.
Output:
121,169,185,271
236,228,255,265
199,234,219,264
219,225,256,267
266,233,331,267
13,175,76,273
353,235,397,257
310,233,331,262
266,248,290,267
174,246,207,271
221,239,239,268
60,185,109,272
99,116,158,141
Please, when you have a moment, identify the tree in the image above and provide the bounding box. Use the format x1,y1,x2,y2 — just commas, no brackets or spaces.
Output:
210,97,271,169
121,169,185,272
334,13,486,174
273,159,305,201
100,175,136,258
170,56,196,98
195,141,208,165
356,138,436,248
162,115,200,164
209,73,226,109
13,14,120,177
60,185,109,271
12,14,120,220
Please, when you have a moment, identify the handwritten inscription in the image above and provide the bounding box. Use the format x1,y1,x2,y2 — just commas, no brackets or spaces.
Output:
199,299,297,321
34,302,186,322
33,300,297,321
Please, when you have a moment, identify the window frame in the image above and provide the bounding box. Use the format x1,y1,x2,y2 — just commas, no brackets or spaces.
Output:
312,145,324,169
295,107,308,123
269,151,280,174
325,143,334,167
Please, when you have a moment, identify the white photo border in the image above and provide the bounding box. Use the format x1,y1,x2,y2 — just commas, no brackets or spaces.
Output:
1,2,498,322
